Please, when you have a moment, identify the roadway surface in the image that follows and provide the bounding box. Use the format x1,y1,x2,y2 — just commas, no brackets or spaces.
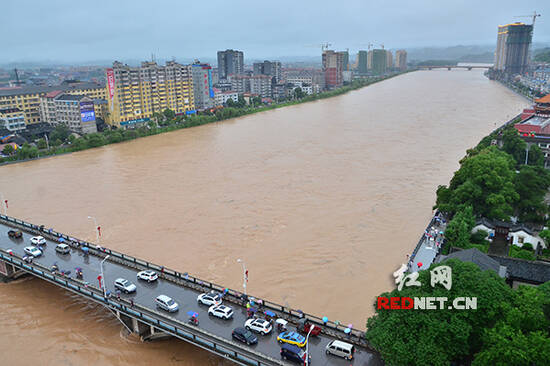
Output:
0,223,382,366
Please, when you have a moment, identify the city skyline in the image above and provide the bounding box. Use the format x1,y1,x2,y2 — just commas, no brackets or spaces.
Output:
2,0,549,63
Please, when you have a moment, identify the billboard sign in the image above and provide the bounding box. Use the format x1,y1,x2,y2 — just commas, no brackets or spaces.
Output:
106,68,115,102
80,101,96,123
119,117,150,126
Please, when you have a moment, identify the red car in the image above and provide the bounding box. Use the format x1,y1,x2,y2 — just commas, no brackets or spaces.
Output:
297,318,322,336
8,230,22,239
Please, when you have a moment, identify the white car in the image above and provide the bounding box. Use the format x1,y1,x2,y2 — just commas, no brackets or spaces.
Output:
114,278,137,293
208,304,234,319
137,270,158,282
197,291,222,306
55,243,70,255
155,295,179,312
244,317,272,335
30,236,46,246
24,246,42,257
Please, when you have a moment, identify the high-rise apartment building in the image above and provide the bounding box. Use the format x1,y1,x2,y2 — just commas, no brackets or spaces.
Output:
395,50,407,71
191,62,214,110
339,51,349,71
371,49,387,75
106,61,194,128
253,60,281,83
386,50,393,69
322,50,344,89
494,22,533,75
357,51,368,74
228,75,272,97
217,49,244,80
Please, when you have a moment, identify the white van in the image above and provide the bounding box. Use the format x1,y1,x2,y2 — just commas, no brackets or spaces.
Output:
325,340,355,360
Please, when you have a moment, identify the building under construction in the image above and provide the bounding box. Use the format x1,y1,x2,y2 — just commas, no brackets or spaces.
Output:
494,22,533,76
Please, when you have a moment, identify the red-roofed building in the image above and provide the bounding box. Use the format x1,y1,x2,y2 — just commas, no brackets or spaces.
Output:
535,93,550,117
520,107,535,121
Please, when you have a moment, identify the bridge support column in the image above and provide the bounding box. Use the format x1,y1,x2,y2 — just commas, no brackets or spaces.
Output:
0,260,27,282
114,310,171,342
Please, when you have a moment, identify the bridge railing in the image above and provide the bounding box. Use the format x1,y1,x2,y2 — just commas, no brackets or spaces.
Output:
0,214,372,348
0,247,284,366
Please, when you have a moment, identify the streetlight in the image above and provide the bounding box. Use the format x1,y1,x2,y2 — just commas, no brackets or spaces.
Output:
100,255,110,297
87,216,99,243
237,258,247,296
305,326,314,366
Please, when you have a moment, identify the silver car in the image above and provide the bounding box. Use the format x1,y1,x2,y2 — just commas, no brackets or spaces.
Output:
55,243,70,255
24,246,42,257
114,278,137,293
155,295,179,312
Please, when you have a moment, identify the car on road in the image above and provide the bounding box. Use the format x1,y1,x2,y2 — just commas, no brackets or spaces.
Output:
232,327,257,345
114,278,137,293
297,318,322,336
137,270,158,282
197,291,222,306
7,230,22,239
208,304,233,319
155,295,179,312
55,243,70,255
277,331,307,347
244,317,272,335
30,236,46,246
325,340,355,360
23,246,42,258
280,343,311,364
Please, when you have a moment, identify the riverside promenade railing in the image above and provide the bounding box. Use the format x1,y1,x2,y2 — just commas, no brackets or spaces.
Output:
0,214,373,350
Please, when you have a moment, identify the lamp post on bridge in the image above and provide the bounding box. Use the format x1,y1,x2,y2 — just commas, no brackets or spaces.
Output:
237,258,247,296
305,326,314,366
100,255,110,297
87,216,100,243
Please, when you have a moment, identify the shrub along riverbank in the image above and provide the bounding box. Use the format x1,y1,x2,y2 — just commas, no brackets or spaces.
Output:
0,71,409,165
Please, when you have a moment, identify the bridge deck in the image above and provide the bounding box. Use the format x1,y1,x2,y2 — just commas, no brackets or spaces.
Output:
0,217,381,366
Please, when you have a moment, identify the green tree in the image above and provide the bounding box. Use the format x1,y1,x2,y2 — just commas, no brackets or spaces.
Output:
293,87,306,99
366,260,515,366
501,127,527,165
436,146,519,219
514,165,550,223
444,205,475,248
49,124,70,142
86,133,106,148
2,144,14,155
237,95,246,108
527,144,544,167
252,96,262,106
36,138,47,150
162,108,175,121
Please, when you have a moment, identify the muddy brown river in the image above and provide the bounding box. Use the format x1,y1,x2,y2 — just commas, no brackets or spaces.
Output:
0,69,529,365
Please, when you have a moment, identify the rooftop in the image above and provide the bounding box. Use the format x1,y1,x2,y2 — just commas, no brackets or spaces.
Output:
435,248,507,277
536,93,550,104
0,82,104,97
489,255,550,284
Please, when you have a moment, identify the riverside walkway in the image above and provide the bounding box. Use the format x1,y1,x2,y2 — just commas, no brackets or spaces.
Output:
0,214,381,366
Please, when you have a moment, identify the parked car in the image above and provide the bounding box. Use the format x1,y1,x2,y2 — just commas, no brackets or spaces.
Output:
7,230,22,239
232,327,257,345
137,270,158,282
55,243,70,255
155,295,179,312
30,236,46,246
244,317,272,335
208,304,233,319
325,340,355,360
23,246,42,258
297,318,322,336
197,291,222,306
114,278,137,293
280,343,311,364
277,331,307,347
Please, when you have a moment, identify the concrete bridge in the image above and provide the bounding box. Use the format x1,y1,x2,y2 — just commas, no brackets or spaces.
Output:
0,214,382,366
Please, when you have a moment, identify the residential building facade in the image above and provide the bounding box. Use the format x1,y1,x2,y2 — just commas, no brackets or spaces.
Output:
253,60,281,83
214,89,238,106
106,61,195,128
395,50,407,71
0,82,106,126
0,107,26,132
217,49,244,80
357,51,368,74
40,94,97,134
191,62,214,110
371,49,387,75
322,50,344,89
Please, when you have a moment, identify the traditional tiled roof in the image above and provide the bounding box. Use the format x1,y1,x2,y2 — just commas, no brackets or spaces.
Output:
489,255,550,284
535,93,550,104
436,248,507,277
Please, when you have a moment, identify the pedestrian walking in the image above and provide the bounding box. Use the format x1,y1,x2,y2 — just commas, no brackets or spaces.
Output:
116,290,121,301
130,299,134,307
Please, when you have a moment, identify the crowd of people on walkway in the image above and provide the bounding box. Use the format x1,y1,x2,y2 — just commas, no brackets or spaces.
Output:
407,211,447,271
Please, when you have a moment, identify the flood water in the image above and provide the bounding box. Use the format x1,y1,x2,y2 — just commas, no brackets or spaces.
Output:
0,70,529,365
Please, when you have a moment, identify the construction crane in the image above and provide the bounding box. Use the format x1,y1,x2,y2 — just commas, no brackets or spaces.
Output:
514,11,541,27
304,42,332,52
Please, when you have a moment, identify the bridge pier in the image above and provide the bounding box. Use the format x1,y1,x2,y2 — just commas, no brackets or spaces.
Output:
116,310,171,342
0,259,26,282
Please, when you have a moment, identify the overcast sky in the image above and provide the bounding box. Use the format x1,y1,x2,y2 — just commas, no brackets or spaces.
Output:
2,0,549,63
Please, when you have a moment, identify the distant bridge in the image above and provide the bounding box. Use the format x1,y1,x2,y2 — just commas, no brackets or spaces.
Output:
418,64,493,71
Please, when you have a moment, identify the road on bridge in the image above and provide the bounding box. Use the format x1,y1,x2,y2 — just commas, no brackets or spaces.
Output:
0,223,382,366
